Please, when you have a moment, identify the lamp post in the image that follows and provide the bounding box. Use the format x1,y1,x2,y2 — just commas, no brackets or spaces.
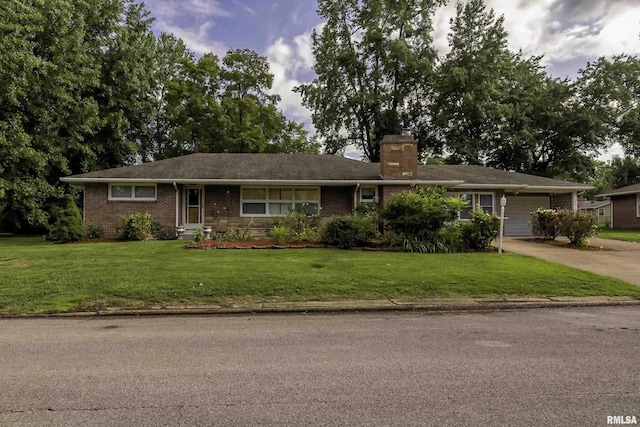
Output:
499,195,507,254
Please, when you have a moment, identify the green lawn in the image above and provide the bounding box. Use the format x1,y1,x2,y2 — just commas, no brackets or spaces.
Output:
1,236,639,314
596,228,640,243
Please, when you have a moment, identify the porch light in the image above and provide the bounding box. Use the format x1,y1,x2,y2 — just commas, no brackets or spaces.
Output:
499,195,507,254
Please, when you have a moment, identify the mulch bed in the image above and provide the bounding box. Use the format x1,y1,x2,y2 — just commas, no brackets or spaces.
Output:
185,239,387,250
186,238,327,249
519,238,614,251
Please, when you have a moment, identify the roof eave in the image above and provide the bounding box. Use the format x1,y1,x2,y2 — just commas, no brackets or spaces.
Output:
60,177,466,186
597,190,639,197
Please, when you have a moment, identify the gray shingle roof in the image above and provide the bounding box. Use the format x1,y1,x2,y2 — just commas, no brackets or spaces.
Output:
578,200,610,210
599,183,640,197
61,153,590,190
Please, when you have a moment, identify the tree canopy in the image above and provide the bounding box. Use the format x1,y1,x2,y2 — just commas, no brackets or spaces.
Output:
296,0,445,161
0,0,314,230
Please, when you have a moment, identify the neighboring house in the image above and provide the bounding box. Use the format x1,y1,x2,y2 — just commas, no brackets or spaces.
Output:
578,199,611,225
60,134,592,238
598,183,640,229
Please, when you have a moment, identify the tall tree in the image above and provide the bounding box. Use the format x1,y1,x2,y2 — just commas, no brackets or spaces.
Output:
577,54,640,156
296,0,444,161
428,0,514,165
0,0,160,230
428,0,607,181
156,49,317,159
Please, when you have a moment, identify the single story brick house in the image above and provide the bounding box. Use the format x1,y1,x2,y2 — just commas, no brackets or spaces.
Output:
61,134,591,238
578,199,611,225
598,184,640,229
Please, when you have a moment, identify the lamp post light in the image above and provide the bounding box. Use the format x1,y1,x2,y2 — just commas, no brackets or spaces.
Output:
499,195,507,254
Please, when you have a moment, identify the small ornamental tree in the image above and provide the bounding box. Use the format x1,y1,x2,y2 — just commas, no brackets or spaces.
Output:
559,209,597,247
380,188,465,242
461,210,500,250
50,196,86,243
531,208,562,240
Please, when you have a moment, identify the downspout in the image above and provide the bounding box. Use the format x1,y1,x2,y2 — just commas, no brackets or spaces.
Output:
354,183,361,212
173,182,179,228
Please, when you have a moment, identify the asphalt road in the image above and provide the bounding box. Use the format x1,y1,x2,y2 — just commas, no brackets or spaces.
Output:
0,307,638,426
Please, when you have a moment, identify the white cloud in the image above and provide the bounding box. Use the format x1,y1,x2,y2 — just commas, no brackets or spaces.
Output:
431,0,640,68
155,21,227,56
151,0,231,19
265,25,323,126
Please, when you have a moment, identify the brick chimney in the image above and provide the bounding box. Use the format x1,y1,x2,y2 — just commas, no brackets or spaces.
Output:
379,132,418,180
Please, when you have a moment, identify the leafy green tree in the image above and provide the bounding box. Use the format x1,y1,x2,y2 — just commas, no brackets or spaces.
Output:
157,49,317,159
0,0,158,230
585,157,640,198
577,54,640,156
296,0,444,161
428,0,513,165
428,0,607,181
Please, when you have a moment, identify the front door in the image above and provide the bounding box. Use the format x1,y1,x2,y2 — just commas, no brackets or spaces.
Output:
184,187,204,228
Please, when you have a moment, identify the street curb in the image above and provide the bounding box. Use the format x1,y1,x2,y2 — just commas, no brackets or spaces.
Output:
1,298,639,319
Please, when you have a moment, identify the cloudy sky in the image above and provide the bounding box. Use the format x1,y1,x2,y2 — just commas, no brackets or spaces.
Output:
140,0,640,152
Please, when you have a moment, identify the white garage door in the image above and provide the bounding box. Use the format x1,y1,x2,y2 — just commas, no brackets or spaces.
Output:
504,196,550,236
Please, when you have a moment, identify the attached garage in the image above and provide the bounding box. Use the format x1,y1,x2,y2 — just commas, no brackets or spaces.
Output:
504,195,550,236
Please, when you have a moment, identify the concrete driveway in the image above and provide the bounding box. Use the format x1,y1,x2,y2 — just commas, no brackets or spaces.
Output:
502,237,640,286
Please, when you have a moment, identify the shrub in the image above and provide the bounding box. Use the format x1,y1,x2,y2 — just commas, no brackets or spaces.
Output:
558,209,597,247
119,213,154,241
270,226,290,244
192,227,203,243
461,210,500,250
380,188,464,242
531,208,561,240
320,215,377,249
50,196,86,243
86,224,103,240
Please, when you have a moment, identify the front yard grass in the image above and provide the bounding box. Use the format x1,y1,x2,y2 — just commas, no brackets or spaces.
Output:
1,236,639,314
596,228,640,243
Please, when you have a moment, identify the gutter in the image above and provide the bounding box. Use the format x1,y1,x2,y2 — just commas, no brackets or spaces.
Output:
597,190,640,197
59,177,467,187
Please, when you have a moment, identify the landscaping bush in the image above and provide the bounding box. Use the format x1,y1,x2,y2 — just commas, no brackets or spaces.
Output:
558,209,597,247
461,210,500,250
380,188,465,243
86,224,103,240
270,226,290,244
531,208,562,240
531,208,597,247
274,211,319,242
192,227,203,243
49,196,86,243
320,215,377,249
119,213,154,241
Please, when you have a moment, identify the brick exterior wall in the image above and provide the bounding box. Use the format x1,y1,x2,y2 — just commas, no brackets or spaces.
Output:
84,183,176,238
551,193,573,210
379,185,415,206
380,135,418,179
205,185,241,218
612,195,640,229
321,186,354,217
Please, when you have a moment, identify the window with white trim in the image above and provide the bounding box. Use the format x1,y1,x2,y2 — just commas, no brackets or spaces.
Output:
359,186,378,203
636,194,640,217
241,187,320,216
109,184,156,201
446,192,494,219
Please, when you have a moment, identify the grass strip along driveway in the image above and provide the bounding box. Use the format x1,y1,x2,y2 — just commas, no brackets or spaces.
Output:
596,228,640,243
1,237,639,314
